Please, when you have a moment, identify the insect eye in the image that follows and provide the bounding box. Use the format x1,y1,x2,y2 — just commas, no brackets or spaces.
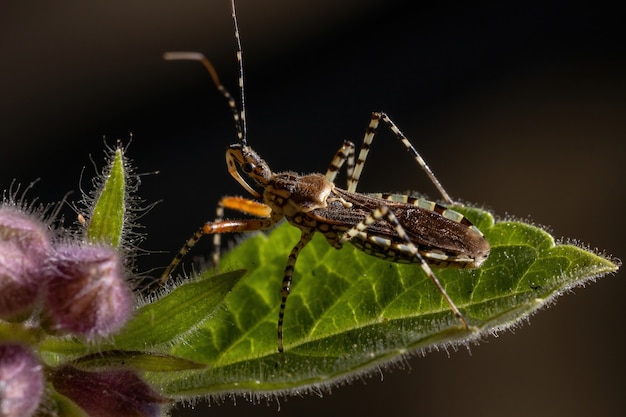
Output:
241,162,255,173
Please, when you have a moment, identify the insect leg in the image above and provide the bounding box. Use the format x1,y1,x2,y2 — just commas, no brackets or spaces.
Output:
339,205,468,328
324,140,356,186
349,112,454,205
277,229,315,354
211,196,271,267
159,196,273,286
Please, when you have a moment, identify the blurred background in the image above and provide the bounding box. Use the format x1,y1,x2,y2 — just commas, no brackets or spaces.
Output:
1,0,623,416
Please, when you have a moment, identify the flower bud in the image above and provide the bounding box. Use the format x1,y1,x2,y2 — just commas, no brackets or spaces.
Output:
44,244,133,340
50,365,167,417
0,206,52,320
0,343,44,417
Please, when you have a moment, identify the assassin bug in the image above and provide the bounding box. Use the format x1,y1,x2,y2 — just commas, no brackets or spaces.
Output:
160,0,490,354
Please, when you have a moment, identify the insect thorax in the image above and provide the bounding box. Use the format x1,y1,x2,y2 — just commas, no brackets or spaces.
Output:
264,172,335,217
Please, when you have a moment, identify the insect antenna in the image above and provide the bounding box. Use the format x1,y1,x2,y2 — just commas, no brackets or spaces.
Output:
163,0,248,146
230,0,247,146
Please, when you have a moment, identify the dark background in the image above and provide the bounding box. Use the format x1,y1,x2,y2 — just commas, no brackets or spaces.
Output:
1,1,624,416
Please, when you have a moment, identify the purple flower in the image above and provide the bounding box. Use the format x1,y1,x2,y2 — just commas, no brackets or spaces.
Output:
0,207,52,320
44,244,133,340
0,343,44,417
50,365,168,417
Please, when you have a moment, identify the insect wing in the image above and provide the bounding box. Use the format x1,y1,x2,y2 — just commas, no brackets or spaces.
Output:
315,189,489,267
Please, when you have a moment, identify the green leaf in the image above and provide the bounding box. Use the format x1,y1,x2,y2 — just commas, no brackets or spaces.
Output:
144,206,618,397
86,147,126,247
70,350,206,372
111,269,246,350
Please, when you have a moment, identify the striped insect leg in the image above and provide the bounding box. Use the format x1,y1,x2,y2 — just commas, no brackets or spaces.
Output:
348,112,454,205
277,230,315,354
324,140,356,186
158,216,273,287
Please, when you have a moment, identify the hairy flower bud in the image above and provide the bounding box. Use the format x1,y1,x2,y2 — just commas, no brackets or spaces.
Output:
44,244,133,340
0,343,44,417
0,206,52,320
51,365,167,417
